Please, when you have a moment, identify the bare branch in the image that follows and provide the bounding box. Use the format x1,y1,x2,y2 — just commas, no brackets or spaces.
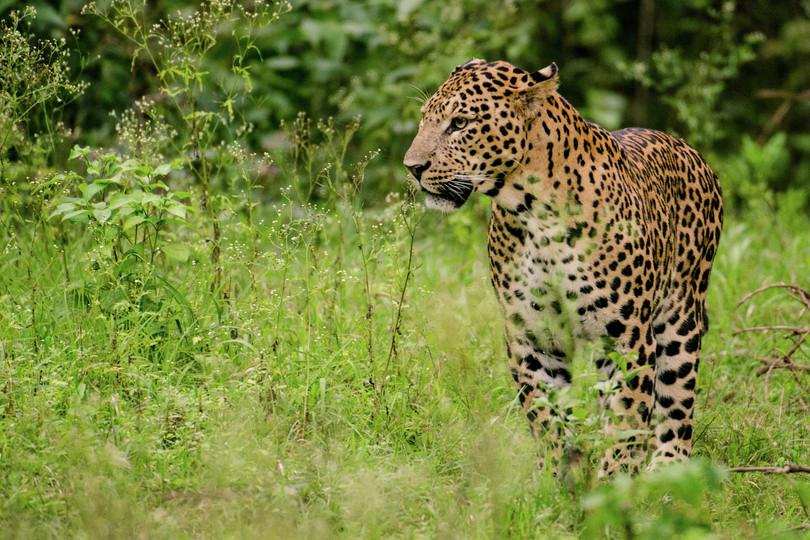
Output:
737,283,810,310
733,326,806,335
756,359,810,376
754,88,810,101
728,464,810,474
734,283,810,390
754,89,810,141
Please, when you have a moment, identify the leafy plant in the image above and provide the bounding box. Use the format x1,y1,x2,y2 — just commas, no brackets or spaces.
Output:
714,132,793,213
620,2,763,147
1,2,809,538
81,0,291,293
582,459,726,539
0,6,87,191
531,335,646,488
48,146,193,338
50,145,191,265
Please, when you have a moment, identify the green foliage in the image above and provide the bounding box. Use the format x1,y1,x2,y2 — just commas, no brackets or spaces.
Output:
80,0,290,181
8,0,807,199
582,460,726,539
620,2,763,147
2,156,808,537
46,147,194,351
0,6,86,178
49,146,191,263
714,133,791,212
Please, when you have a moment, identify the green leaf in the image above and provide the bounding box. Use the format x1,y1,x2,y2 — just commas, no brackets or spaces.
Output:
109,194,138,211
61,209,89,221
123,215,146,230
93,207,112,224
81,182,106,201
142,181,169,192
153,163,172,176
87,160,102,177
94,177,123,186
162,243,190,262
115,205,137,219
570,406,589,421
166,203,188,219
119,158,141,173
69,145,90,161
141,193,161,206
113,256,138,278
49,202,77,220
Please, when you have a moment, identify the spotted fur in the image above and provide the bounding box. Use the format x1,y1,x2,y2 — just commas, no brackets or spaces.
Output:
404,60,723,473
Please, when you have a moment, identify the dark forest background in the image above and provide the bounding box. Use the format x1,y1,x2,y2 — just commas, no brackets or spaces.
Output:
4,0,810,208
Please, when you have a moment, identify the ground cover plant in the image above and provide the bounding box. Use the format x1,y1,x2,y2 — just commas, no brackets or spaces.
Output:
1,1,808,538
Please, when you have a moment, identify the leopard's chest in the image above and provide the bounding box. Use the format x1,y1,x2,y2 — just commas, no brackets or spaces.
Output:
488,211,608,349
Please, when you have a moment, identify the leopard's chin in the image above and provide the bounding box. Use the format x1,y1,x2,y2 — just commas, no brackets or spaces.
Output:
424,193,462,212
422,179,473,212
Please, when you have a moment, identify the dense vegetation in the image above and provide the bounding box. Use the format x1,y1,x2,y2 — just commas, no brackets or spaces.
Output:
1,1,808,537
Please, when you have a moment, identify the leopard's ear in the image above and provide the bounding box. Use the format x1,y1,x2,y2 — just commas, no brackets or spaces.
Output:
517,62,559,96
452,58,486,75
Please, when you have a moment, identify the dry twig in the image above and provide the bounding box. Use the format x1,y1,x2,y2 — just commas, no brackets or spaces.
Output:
734,283,809,410
728,464,810,474
737,282,810,311
755,88,810,143
735,283,809,383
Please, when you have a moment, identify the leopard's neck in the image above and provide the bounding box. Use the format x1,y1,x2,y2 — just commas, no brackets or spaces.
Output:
491,93,622,221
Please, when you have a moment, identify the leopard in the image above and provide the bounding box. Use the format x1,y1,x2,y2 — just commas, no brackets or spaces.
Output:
403,59,723,474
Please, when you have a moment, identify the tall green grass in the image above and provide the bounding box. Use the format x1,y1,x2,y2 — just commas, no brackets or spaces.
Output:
1,182,807,537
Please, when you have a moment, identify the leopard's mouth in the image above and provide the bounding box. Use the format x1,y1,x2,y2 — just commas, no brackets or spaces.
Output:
421,179,473,211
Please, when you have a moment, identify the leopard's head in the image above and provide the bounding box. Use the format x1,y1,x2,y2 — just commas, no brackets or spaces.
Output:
404,59,559,211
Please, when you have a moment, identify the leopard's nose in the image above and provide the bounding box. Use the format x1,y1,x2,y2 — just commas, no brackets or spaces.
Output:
406,161,431,182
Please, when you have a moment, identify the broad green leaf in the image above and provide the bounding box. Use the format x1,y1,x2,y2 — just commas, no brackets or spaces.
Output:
87,161,102,177
93,207,112,223
142,181,169,192
120,159,140,173
162,243,190,262
123,215,146,230
61,209,89,221
113,256,137,278
153,163,172,176
69,145,90,161
81,182,106,201
166,203,187,219
123,244,145,261
570,405,589,420
141,193,161,206
49,202,77,220
115,205,137,218
94,177,123,186
109,194,138,211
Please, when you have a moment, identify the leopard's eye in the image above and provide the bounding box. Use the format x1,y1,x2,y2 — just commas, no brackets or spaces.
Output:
449,117,468,131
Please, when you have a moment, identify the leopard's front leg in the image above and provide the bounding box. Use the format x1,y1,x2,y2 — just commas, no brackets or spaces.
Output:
598,324,657,476
506,332,573,467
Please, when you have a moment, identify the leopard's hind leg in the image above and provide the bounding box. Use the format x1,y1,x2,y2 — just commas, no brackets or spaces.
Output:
648,283,707,466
